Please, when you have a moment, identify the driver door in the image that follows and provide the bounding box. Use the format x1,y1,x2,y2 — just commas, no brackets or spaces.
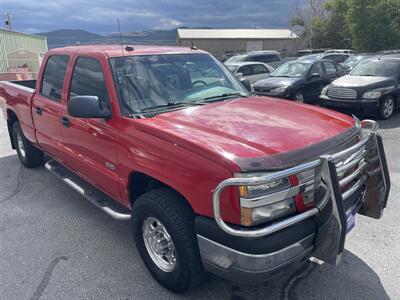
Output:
60,55,120,199
305,62,325,101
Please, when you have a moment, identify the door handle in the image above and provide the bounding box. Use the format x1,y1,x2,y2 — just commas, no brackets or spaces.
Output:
61,116,70,128
35,107,42,115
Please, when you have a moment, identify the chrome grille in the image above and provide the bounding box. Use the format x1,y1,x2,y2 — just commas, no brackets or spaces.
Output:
327,87,357,100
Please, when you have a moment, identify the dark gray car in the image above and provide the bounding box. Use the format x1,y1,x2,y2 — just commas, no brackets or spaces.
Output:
253,59,346,103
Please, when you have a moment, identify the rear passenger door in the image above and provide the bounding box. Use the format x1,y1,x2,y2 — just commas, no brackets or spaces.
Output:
32,55,69,158
61,56,120,199
249,64,271,83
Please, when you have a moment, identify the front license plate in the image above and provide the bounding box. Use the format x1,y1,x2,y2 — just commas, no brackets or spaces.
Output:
346,207,356,233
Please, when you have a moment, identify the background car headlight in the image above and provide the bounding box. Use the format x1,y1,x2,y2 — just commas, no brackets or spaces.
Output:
321,85,330,95
271,86,287,93
363,91,382,99
235,170,317,226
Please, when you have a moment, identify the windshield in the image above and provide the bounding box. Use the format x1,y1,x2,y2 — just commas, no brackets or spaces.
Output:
110,54,249,114
343,56,364,68
350,60,400,77
225,55,246,63
297,54,321,61
270,61,311,77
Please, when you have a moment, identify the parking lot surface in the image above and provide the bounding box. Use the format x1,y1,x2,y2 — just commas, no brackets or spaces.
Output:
0,112,399,300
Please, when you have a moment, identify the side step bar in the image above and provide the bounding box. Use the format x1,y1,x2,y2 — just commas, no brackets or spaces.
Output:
45,160,131,221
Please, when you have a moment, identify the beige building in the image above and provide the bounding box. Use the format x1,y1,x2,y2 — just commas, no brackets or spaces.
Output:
177,29,299,58
0,29,48,80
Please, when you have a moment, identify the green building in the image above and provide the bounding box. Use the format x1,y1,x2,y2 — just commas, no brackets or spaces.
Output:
0,29,48,79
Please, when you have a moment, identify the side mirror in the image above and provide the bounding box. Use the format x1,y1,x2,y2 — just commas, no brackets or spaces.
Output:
68,96,111,119
309,72,320,80
240,78,252,92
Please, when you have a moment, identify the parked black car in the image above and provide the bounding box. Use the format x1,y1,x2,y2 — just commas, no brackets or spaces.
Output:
253,59,346,103
320,57,400,119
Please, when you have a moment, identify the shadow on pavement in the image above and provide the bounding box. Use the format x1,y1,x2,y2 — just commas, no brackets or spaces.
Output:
0,152,392,300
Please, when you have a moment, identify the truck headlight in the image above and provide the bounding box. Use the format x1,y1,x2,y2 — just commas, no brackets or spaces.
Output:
271,86,287,93
235,170,317,226
363,91,382,99
321,85,330,95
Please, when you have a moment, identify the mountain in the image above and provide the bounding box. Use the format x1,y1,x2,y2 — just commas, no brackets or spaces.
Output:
37,29,177,49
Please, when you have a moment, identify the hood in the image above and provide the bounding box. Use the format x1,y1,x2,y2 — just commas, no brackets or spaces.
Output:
135,96,356,171
253,76,302,89
332,75,395,89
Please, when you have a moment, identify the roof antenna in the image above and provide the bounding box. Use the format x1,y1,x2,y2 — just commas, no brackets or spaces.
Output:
116,18,140,115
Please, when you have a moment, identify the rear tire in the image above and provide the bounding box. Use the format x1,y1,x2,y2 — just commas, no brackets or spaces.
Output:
292,90,305,103
378,96,395,120
132,188,205,293
12,121,44,168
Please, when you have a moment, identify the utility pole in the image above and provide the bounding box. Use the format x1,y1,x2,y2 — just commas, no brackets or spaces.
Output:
4,11,12,30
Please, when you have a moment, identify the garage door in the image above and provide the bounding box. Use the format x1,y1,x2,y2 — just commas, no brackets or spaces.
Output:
246,40,263,52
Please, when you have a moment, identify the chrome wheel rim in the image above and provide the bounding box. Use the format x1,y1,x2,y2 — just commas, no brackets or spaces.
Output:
383,98,394,118
295,93,304,103
17,132,26,158
142,217,176,272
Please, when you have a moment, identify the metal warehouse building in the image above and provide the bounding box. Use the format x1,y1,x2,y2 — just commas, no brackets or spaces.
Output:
0,29,48,80
176,29,299,58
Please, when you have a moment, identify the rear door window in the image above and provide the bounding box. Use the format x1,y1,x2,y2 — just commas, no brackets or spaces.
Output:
252,64,270,74
323,61,337,75
69,57,110,109
41,55,69,101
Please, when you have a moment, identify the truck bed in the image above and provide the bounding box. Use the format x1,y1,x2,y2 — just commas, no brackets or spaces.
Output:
9,79,37,90
0,80,36,143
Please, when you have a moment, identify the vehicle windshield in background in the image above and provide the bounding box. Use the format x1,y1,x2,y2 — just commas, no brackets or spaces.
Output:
350,59,400,77
110,54,249,114
270,61,311,77
224,55,246,63
343,56,364,68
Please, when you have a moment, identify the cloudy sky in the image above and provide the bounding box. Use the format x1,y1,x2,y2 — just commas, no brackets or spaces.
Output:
2,0,304,34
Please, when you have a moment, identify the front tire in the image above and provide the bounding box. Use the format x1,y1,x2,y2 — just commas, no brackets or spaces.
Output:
378,96,395,120
12,122,44,168
132,188,205,293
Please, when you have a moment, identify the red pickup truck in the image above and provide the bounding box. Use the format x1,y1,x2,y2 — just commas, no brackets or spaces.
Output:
0,45,391,293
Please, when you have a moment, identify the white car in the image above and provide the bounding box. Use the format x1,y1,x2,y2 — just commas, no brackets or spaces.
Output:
225,62,274,84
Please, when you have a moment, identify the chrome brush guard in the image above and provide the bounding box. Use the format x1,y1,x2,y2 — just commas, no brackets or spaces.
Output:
212,119,390,264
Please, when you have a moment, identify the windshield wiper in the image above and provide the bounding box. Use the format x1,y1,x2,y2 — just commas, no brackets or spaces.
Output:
203,93,248,102
140,101,201,113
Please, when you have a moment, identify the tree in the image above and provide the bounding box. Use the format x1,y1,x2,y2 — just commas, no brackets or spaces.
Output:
290,0,327,48
347,0,400,52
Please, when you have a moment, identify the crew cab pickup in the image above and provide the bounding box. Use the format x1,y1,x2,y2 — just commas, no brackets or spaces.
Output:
0,45,391,293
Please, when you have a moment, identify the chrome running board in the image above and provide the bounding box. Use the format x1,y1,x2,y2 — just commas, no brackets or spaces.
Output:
45,159,131,221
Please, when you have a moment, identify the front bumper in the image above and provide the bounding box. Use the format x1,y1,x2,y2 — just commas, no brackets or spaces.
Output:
320,95,379,109
197,233,314,284
197,119,390,283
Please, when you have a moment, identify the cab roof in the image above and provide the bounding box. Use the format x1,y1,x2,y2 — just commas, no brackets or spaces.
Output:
48,44,208,58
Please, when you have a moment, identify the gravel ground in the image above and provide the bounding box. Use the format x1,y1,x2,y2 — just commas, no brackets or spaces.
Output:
0,112,399,300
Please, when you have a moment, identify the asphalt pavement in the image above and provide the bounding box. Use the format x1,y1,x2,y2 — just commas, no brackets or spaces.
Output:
0,112,399,300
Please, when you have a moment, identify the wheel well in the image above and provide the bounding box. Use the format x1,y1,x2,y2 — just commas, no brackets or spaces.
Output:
128,172,194,213
6,109,18,149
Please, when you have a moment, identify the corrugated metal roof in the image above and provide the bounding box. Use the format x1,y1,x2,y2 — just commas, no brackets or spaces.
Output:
177,29,298,39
